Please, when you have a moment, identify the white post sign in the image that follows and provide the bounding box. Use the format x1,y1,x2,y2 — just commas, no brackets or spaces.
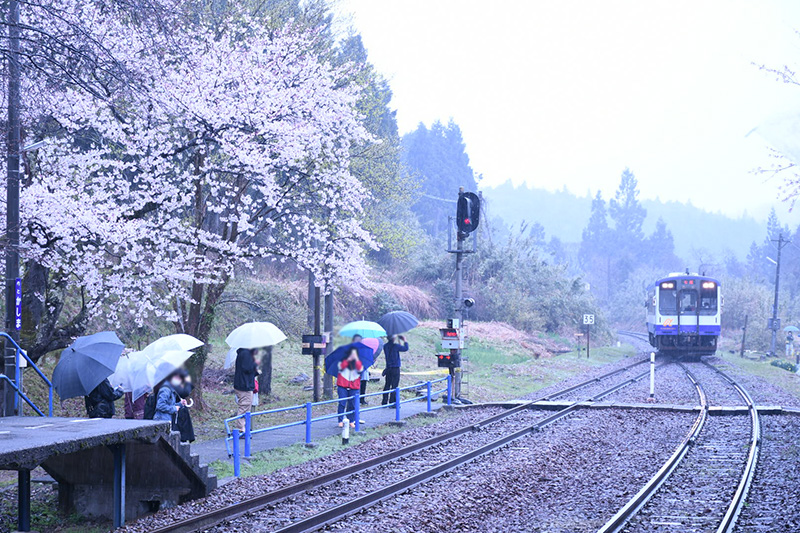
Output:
583,314,595,325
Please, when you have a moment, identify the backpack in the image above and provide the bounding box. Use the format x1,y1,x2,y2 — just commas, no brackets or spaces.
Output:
143,393,157,420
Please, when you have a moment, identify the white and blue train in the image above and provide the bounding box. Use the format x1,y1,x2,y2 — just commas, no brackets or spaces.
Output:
646,272,721,357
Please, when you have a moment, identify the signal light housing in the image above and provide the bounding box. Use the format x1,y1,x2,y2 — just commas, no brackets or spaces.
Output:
456,192,481,234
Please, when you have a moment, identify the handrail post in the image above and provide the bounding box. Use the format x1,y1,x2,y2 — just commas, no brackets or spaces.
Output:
446,375,452,406
244,412,251,459
14,348,20,414
354,392,360,432
395,387,401,422
426,381,432,412
305,402,312,444
232,429,240,477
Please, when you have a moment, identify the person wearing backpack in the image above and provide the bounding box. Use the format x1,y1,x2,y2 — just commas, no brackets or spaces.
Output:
153,373,185,425
84,378,124,418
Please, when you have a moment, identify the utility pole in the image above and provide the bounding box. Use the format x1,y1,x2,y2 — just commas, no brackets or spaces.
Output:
312,286,321,402
740,314,747,358
769,233,789,358
322,292,334,399
4,0,21,417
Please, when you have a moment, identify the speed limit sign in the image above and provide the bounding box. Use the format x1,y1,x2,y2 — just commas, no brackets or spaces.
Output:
583,314,595,325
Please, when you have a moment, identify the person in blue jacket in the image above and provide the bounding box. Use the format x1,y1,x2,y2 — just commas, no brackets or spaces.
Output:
381,335,408,406
153,373,185,425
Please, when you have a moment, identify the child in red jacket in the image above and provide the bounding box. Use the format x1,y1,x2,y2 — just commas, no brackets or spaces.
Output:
337,348,363,428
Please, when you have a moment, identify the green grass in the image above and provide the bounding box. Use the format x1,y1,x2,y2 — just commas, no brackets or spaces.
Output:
211,410,453,478
716,350,800,402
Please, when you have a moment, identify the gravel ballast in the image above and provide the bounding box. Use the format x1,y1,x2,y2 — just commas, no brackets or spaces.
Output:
734,415,800,533
321,409,696,533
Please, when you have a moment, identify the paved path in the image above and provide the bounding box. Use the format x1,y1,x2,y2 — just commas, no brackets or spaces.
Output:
192,399,444,466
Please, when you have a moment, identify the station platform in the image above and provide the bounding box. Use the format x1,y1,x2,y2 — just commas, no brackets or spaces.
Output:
0,416,216,531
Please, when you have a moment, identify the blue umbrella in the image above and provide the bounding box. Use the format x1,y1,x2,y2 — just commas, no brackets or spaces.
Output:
339,321,386,338
378,311,419,337
52,332,125,400
325,342,376,376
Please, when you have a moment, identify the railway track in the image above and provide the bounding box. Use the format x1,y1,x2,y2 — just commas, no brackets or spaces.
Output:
148,357,658,533
598,360,760,533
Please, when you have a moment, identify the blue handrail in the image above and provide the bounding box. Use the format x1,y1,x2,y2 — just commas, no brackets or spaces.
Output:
0,332,53,416
0,374,45,416
225,375,451,475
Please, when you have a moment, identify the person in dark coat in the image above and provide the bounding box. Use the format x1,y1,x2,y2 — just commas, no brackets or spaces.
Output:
233,347,258,434
174,369,195,442
381,335,408,406
85,378,124,418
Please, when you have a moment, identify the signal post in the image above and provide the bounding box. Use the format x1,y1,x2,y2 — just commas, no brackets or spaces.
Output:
439,188,480,402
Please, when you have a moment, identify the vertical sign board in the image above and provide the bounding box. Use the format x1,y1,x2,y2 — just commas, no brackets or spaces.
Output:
583,314,594,358
14,278,21,330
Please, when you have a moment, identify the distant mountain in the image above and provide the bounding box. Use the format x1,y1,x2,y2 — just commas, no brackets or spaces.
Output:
482,181,763,260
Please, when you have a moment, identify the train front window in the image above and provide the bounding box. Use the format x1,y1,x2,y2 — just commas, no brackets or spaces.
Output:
700,287,717,313
680,290,697,312
659,288,677,313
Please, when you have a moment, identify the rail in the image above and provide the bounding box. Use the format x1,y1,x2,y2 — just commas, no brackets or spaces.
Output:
0,332,53,416
224,375,452,476
704,361,761,533
597,360,760,533
596,363,708,533
149,356,652,533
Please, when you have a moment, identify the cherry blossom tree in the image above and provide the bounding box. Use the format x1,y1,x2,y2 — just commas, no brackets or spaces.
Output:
5,2,376,401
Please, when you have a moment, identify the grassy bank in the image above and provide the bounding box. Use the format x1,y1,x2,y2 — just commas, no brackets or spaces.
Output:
18,322,636,444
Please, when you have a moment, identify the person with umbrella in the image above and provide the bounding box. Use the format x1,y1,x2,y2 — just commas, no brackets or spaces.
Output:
152,371,186,425
85,379,124,418
382,334,409,406
336,347,363,428
232,347,258,434
53,331,125,413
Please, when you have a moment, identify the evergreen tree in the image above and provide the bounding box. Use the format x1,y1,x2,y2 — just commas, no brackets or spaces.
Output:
579,192,612,299
401,120,479,237
647,217,678,269
609,168,647,247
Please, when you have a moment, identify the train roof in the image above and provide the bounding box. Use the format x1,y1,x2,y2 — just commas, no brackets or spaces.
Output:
649,273,722,290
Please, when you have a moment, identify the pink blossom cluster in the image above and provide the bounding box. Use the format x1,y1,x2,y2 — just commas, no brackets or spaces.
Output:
5,2,376,325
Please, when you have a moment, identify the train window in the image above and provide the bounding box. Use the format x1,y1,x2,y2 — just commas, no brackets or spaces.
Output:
680,289,697,312
659,287,677,313
700,286,717,314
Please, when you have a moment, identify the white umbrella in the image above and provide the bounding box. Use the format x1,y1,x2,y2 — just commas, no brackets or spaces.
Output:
225,322,287,350
109,353,136,392
124,349,194,400
224,347,238,370
142,334,203,357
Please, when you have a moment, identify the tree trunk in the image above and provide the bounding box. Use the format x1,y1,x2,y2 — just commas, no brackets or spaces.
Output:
180,277,228,410
258,346,272,397
20,263,88,362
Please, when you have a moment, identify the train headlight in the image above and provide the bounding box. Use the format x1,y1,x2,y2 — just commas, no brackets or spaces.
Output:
701,282,716,289
661,282,675,289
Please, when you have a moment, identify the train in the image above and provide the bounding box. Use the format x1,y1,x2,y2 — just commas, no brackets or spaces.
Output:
646,272,721,358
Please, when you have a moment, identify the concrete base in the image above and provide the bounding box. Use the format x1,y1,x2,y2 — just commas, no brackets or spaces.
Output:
419,411,438,418
0,417,216,524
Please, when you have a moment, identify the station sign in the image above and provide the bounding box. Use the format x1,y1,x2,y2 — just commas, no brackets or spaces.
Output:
14,278,21,330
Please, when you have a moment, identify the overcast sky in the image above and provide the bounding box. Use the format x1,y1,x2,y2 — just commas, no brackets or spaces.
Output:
337,0,800,225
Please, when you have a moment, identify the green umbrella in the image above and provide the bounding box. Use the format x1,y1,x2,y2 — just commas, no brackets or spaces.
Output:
784,326,799,332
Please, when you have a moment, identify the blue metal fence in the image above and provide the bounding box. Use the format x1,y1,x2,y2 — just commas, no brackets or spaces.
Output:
225,375,451,477
0,332,53,416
